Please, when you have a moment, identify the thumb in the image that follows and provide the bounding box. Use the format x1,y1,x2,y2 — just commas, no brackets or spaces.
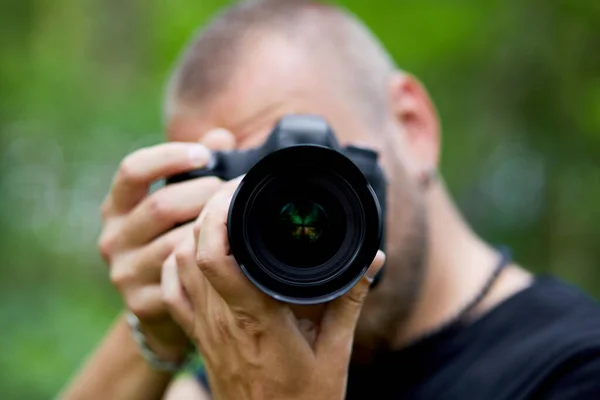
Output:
200,128,236,151
315,250,385,361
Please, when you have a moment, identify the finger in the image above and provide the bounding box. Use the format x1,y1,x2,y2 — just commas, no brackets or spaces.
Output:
107,142,212,214
131,222,193,284
193,176,243,242
200,128,236,151
316,250,386,361
119,177,221,247
173,232,207,307
195,182,267,311
162,253,194,335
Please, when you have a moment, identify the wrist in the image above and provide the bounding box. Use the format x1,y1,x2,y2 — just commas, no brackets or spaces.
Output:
125,312,194,372
142,327,191,363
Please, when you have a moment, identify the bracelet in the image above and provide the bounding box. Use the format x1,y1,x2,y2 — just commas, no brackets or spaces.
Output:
125,311,192,373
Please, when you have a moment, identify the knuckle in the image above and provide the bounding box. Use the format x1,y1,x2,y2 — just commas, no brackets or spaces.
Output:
213,311,233,341
118,154,140,183
174,248,196,268
231,307,264,333
195,249,215,272
146,194,172,221
109,266,134,289
97,234,117,262
345,286,369,308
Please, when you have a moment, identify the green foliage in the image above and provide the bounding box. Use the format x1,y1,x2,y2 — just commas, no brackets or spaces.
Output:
1,0,599,398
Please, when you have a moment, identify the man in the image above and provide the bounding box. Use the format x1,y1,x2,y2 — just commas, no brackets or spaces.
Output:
62,0,600,399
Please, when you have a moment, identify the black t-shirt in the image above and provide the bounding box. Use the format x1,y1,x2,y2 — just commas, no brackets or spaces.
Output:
196,276,600,399
347,276,600,399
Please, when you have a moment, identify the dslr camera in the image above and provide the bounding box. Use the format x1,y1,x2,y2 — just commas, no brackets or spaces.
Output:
167,115,386,305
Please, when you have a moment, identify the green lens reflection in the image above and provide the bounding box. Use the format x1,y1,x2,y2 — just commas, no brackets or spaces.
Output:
278,200,328,243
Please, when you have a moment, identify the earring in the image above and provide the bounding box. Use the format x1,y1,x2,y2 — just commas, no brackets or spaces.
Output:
419,169,438,189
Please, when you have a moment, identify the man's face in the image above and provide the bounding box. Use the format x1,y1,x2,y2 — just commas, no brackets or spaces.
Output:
166,34,429,351
167,34,384,152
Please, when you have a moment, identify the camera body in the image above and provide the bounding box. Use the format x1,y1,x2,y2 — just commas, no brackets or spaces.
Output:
167,115,387,304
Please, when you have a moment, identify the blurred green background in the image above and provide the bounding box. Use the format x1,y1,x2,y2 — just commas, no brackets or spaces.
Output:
1,0,599,398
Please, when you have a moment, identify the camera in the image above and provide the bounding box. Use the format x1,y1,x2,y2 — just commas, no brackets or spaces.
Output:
167,115,386,305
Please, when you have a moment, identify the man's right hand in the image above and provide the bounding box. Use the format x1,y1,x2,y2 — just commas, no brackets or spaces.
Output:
98,129,235,362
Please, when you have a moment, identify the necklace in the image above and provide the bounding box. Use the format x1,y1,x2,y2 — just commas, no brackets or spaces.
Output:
455,246,512,321
407,246,513,346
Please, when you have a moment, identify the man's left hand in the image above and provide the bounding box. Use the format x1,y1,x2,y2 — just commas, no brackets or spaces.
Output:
161,179,385,400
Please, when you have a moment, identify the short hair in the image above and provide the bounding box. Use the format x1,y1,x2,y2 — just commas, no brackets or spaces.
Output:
164,0,398,125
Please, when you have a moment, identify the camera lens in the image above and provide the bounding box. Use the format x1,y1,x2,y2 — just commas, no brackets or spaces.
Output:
228,145,382,304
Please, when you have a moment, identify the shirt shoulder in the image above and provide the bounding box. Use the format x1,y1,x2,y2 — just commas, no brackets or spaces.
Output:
515,277,600,399
509,276,600,348
348,276,600,400
456,276,600,399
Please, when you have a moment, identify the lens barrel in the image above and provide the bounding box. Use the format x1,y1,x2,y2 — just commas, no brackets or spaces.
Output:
228,145,382,304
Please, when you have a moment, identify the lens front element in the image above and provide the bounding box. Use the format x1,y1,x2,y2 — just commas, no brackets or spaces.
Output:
254,176,349,276
278,200,326,244
227,145,382,304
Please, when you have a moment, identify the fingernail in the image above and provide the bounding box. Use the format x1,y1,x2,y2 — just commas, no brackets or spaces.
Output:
365,251,386,283
204,128,232,139
202,128,236,151
188,145,211,167
365,271,377,284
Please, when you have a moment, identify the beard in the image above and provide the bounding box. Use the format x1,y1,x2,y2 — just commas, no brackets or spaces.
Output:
351,178,429,364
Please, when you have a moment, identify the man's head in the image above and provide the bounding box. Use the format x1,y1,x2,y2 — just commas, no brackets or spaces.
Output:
164,0,441,352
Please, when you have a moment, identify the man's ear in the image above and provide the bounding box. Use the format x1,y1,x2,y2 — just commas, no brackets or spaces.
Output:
388,73,440,180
